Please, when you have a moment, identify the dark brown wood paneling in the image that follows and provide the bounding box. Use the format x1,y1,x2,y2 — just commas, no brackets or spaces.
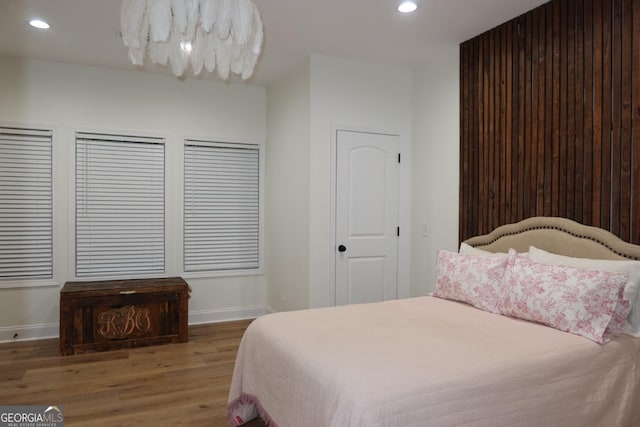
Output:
473,38,481,238
612,0,623,235
593,0,603,226
584,0,595,225
517,15,526,221
633,0,640,243
544,2,554,217
459,0,640,244
537,6,546,217
575,0,585,223
621,0,633,241
460,41,470,242
526,10,536,218
567,0,577,220
602,0,613,230
558,0,568,219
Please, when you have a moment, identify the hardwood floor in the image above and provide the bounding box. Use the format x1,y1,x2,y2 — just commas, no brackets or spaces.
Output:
0,320,267,426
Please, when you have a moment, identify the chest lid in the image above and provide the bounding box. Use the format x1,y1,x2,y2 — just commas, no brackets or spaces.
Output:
61,277,189,297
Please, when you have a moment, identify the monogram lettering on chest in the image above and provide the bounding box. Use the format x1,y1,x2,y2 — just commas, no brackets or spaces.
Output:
97,305,152,339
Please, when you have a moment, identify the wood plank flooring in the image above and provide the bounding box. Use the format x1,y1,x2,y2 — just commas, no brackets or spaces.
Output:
0,320,267,426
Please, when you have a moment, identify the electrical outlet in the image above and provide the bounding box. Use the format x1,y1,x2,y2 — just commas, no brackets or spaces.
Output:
421,222,429,237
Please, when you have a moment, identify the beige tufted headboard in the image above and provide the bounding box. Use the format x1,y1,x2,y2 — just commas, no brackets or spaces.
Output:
463,217,640,261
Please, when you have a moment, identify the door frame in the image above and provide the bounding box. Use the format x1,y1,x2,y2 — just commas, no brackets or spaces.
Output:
329,123,411,305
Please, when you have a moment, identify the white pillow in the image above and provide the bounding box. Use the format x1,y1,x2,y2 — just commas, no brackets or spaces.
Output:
459,242,509,258
529,246,640,337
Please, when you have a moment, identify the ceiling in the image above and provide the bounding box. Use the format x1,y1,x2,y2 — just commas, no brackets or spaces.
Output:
0,0,549,86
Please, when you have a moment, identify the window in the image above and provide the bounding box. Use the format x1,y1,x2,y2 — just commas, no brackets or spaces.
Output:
0,127,53,281
75,132,165,278
184,141,260,272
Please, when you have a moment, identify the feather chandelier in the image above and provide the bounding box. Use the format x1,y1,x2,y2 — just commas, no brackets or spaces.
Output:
120,0,263,80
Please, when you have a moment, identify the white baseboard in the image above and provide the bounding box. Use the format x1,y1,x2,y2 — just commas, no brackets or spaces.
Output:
0,306,269,343
0,323,58,343
188,305,268,325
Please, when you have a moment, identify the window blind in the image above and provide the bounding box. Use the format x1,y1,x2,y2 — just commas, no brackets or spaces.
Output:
184,141,260,272
76,132,165,277
0,127,53,280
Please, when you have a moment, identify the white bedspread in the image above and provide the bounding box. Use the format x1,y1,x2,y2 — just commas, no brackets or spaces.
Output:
227,296,640,426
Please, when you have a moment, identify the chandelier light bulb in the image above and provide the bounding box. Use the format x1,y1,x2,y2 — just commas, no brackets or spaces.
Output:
180,41,193,53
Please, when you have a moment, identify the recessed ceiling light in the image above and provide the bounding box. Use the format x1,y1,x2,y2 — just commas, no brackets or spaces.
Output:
28,18,50,29
397,1,418,13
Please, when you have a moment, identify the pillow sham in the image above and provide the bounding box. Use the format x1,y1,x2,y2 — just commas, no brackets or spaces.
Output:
434,250,509,314
459,242,509,258
529,246,640,337
501,250,630,344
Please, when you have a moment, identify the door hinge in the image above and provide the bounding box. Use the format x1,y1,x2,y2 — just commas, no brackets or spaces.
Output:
397,226,400,237
398,153,401,163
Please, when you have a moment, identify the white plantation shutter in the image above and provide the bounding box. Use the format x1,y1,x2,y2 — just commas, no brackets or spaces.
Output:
184,141,260,272
0,127,53,280
76,133,165,277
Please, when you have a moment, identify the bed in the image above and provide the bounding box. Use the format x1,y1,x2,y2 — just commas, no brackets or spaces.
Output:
227,217,640,426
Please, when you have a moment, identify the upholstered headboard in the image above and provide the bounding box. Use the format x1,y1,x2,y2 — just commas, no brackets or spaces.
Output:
463,217,640,261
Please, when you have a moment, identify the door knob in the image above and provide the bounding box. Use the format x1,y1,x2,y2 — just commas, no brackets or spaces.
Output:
338,245,347,252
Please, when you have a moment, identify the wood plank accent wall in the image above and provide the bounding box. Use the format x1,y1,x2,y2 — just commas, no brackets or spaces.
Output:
459,0,640,244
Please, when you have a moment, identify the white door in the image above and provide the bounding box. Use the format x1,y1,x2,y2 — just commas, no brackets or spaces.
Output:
335,130,400,305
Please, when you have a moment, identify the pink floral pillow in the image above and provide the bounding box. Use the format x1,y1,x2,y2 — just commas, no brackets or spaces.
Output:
434,250,509,314
500,250,630,344
528,245,640,337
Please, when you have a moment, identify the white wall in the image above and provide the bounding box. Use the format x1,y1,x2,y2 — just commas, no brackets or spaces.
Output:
308,55,413,308
0,49,460,339
0,56,267,340
265,55,414,311
265,60,311,312
411,46,461,296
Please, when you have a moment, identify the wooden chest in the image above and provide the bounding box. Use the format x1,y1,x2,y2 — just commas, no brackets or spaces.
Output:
60,277,189,356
